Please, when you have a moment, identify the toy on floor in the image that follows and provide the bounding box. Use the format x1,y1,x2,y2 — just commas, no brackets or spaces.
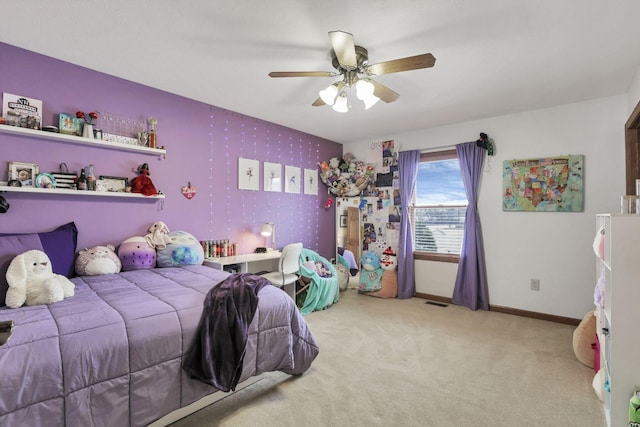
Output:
363,247,398,298
358,250,383,292
5,249,75,308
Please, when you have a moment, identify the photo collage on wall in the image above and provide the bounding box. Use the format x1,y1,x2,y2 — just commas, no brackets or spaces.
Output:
361,140,400,253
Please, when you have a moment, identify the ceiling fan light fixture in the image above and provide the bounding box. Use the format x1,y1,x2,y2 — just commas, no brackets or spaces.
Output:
332,92,349,113
319,84,339,105
355,79,374,100
362,93,380,110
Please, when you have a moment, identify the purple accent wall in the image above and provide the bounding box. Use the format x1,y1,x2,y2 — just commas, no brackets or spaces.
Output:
0,42,342,258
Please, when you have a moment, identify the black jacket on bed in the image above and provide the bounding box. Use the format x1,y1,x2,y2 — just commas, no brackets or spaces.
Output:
183,273,270,391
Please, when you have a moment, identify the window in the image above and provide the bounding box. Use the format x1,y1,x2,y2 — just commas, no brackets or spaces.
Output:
412,150,467,262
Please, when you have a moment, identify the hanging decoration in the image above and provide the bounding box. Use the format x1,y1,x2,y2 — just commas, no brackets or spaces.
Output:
324,189,334,209
319,152,374,197
181,181,197,200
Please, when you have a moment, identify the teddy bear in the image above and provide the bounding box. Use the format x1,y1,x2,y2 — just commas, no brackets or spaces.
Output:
5,249,75,308
75,245,122,276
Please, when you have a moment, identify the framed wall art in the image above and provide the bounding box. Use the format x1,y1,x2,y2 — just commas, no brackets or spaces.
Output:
263,161,282,192
502,154,584,212
238,157,259,191
304,168,318,195
8,161,39,187
285,165,300,194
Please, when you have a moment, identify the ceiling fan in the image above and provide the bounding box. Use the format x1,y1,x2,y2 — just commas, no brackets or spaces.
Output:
268,30,436,112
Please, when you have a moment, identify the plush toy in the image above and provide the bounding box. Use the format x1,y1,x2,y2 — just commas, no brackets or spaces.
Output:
130,163,158,196
358,250,383,292
145,221,172,249
156,231,204,267
118,236,157,271
5,249,75,308
75,245,122,276
365,247,398,299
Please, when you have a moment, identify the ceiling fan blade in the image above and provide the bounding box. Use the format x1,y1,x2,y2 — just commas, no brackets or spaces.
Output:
365,53,436,76
269,71,334,78
329,31,357,68
370,80,400,103
312,97,326,107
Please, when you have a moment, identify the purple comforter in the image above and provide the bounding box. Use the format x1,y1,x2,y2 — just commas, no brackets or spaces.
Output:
0,265,319,427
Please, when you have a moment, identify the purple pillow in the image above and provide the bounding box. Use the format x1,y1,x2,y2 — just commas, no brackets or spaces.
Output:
0,222,78,307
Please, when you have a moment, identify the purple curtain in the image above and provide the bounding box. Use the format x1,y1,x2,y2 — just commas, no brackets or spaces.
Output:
397,150,420,299
452,142,489,310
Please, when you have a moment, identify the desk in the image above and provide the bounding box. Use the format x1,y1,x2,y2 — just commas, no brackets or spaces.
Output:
203,251,281,274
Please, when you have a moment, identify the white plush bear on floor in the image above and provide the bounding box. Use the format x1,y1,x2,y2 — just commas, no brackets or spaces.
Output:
5,249,75,308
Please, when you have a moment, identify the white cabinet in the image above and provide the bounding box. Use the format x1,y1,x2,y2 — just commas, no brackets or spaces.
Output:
595,214,640,426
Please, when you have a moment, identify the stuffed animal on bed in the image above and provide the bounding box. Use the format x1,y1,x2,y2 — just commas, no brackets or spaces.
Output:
118,236,157,271
75,245,122,276
156,231,204,267
5,249,75,308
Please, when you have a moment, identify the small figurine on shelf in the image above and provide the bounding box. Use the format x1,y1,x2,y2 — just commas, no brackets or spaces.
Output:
130,163,158,196
147,117,157,149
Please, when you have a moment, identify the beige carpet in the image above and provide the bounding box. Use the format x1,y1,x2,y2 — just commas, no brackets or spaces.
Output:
170,289,604,427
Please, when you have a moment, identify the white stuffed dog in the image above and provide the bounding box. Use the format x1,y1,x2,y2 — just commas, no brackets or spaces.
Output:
5,249,75,308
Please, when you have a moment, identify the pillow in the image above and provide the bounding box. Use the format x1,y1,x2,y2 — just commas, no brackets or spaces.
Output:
0,222,78,306
75,245,122,276
156,231,204,267
118,236,156,271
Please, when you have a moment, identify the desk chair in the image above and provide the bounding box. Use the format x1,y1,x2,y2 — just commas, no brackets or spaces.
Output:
260,242,303,299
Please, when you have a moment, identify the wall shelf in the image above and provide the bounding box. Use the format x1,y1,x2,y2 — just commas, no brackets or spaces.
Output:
0,124,166,156
0,185,164,199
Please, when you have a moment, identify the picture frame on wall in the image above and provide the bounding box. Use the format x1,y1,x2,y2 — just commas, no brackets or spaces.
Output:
263,161,282,192
285,165,300,194
304,168,318,195
339,215,347,228
238,157,260,191
8,161,39,187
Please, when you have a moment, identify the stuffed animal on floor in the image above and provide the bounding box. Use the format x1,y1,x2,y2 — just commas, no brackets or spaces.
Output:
156,231,204,267
5,249,75,308
75,245,122,276
364,247,398,299
358,250,383,292
118,236,157,271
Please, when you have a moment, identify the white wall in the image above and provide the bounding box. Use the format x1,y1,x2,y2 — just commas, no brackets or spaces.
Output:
344,95,627,319
627,64,640,114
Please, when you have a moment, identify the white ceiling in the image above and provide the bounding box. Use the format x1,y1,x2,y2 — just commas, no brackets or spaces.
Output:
3,1,640,144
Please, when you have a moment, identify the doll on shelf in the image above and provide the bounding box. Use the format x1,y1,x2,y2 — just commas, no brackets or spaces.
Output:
130,163,158,196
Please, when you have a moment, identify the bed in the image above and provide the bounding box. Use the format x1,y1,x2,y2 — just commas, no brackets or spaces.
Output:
0,224,319,427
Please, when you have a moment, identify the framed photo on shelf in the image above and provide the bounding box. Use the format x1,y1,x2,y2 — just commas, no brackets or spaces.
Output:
8,161,39,187
98,176,128,193
58,113,81,136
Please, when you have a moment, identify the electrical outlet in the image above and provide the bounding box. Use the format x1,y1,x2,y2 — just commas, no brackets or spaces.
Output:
530,279,540,291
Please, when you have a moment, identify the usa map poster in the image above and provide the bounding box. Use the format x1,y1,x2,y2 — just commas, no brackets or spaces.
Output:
502,155,583,212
